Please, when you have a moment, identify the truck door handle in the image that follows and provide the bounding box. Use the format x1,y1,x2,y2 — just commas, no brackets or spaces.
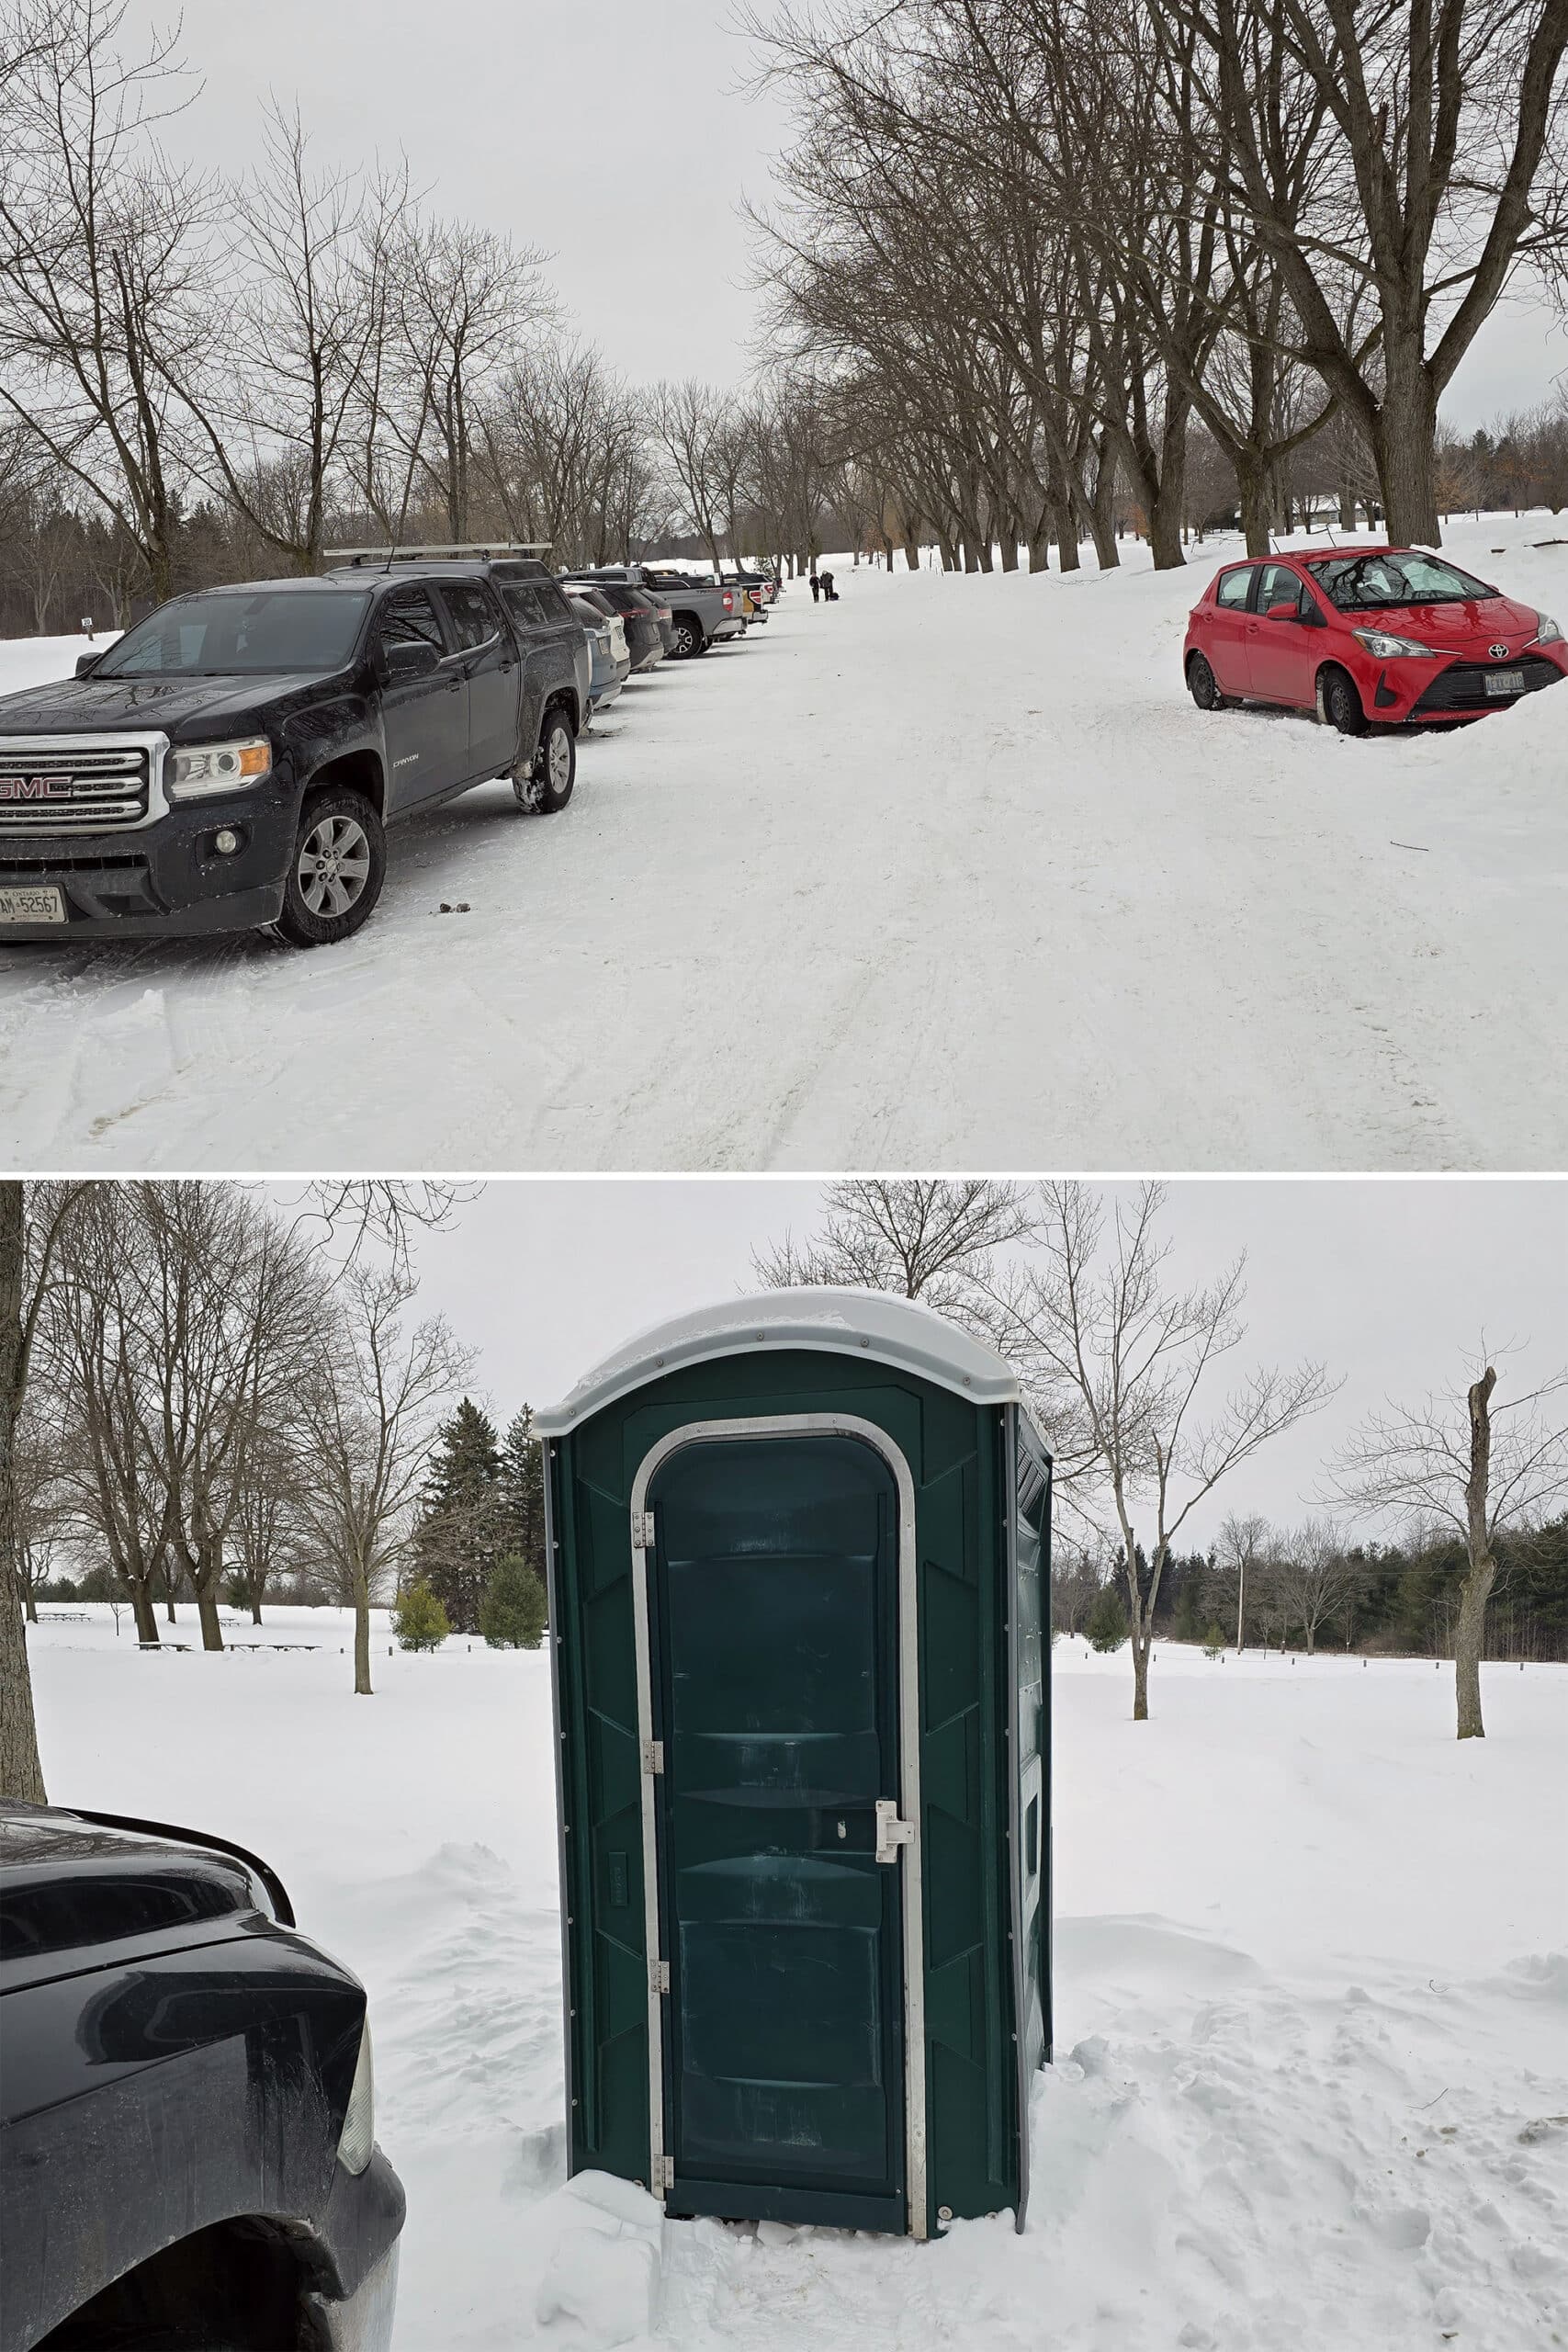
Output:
874,1800,914,1863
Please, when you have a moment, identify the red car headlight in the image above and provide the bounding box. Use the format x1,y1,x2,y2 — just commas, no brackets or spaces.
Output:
1351,627,1439,660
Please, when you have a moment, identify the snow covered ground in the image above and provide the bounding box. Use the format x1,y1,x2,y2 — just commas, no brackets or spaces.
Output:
27,1606,1568,2351
3,513,1567,1171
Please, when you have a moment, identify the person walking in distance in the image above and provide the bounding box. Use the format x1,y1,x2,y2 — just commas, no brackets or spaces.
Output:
819,568,838,602
809,565,821,604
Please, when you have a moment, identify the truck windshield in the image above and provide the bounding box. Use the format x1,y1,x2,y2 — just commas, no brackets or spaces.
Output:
96,591,371,676
1303,552,1494,610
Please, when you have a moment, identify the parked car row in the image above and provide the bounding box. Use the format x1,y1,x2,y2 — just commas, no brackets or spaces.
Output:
0,546,779,949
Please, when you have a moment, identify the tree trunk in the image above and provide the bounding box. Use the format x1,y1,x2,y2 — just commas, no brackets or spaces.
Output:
1373,345,1442,548
1148,475,1188,571
0,1182,46,1803
129,1578,159,1645
1052,501,1078,572
354,1576,373,1696
1457,1368,1498,1739
1089,465,1119,570
251,1591,263,1626
194,1582,224,1653
1237,456,1272,560
1131,1632,1150,1721
903,538,921,572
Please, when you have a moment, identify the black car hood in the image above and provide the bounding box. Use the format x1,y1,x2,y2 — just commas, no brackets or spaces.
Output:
0,1806,280,1976
0,670,332,737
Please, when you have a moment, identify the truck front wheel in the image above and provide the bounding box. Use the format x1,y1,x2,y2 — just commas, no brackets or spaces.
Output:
272,786,386,948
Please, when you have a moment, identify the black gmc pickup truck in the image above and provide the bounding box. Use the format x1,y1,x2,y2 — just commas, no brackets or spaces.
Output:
0,1803,403,2352
0,548,587,947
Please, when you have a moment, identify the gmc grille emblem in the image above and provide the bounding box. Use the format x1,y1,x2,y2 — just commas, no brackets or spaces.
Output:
0,775,74,800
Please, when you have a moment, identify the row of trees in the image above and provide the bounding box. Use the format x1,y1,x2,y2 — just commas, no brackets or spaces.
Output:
757,1180,1568,1736
744,0,1568,564
0,1178,558,1804
0,1,847,636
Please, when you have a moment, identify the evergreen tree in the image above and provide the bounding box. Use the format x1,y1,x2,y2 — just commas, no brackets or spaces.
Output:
1087,1582,1129,1653
394,1582,450,1651
412,1397,505,1634
498,1405,548,1601
479,1552,548,1649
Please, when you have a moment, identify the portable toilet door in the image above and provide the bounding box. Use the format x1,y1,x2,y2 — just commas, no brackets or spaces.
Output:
536,1287,1052,2241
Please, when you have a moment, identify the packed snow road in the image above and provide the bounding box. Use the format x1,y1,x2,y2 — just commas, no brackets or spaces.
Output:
28,1612,1568,2352
3,514,1566,1171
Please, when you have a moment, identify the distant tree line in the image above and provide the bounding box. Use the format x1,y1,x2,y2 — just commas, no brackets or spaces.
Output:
1053,1513,1568,1662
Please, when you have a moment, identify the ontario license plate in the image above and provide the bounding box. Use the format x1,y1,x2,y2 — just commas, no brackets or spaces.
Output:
0,884,66,923
1484,669,1524,696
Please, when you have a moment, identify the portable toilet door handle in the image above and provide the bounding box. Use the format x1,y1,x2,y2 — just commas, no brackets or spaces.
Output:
874,1799,915,1864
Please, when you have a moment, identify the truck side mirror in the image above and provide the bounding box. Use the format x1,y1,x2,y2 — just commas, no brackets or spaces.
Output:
74,652,100,678
381,638,439,683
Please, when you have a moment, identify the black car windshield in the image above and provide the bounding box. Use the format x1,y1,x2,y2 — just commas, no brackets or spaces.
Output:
96,590,371,676
1304,551,1495,610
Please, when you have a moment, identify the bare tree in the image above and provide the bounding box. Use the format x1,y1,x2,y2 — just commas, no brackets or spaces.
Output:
175,103,398,574
1326,1353,1568,1736
1215,1508,1269,1649
1160,0,1568,544
989,1182,1337,1720
291,1263,471,1696
0,0,212,603
1268,1513,1359,1651
754,1178,1032,1341
0,1179,89,1802
653,379,732,569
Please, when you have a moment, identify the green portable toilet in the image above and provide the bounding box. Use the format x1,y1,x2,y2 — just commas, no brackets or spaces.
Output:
536,1287,1052,2241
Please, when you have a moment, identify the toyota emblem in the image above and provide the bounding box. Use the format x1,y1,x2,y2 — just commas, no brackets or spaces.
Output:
1489,642,1509,660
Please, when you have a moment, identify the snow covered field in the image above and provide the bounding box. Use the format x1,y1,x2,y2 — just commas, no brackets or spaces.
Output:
27,1606,1568,2351
3,514,1567,1171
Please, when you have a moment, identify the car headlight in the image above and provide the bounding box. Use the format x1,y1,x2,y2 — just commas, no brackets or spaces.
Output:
1351,628,1438,660
165,737,272,799
337,2019,375,2174
1531,613,1562,646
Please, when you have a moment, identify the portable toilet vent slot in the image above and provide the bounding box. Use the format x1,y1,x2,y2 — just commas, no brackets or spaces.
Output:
537,1287,1052,2240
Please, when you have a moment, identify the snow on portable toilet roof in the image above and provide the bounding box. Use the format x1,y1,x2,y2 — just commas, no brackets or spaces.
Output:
535,1285,1021,1435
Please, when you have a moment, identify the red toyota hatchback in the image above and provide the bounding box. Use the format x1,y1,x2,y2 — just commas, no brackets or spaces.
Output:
1183,546,1567,733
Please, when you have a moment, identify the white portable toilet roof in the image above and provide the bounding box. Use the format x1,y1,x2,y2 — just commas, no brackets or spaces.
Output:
535,1285,1021,1435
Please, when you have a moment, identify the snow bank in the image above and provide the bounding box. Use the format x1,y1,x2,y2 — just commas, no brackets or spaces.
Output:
0,631,118,695
27,1611,1568,2350
3,517,1566,1171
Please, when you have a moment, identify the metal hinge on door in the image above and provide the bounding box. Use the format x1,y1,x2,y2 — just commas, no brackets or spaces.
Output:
651,2154,672,2195
630,1509,656,1549
874,1799,915,1863
650,1959,670,1995
641,1738,664,1775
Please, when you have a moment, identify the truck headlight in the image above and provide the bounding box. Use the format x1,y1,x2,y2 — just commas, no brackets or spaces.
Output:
166,737,272,799
337,2021,375,2174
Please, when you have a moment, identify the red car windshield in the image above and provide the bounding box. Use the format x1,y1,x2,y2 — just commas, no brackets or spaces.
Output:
1304,551,1494,611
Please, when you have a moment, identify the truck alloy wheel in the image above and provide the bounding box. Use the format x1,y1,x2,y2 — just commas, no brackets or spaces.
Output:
671,618,701,658
519,710,575,814
272,787,386,947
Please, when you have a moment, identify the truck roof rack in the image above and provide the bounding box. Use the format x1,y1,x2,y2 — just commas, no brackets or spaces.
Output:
326,542,553,566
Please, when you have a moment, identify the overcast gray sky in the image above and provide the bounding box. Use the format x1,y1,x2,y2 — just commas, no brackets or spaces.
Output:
136,0,1566,423
397,1178,1568,1552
